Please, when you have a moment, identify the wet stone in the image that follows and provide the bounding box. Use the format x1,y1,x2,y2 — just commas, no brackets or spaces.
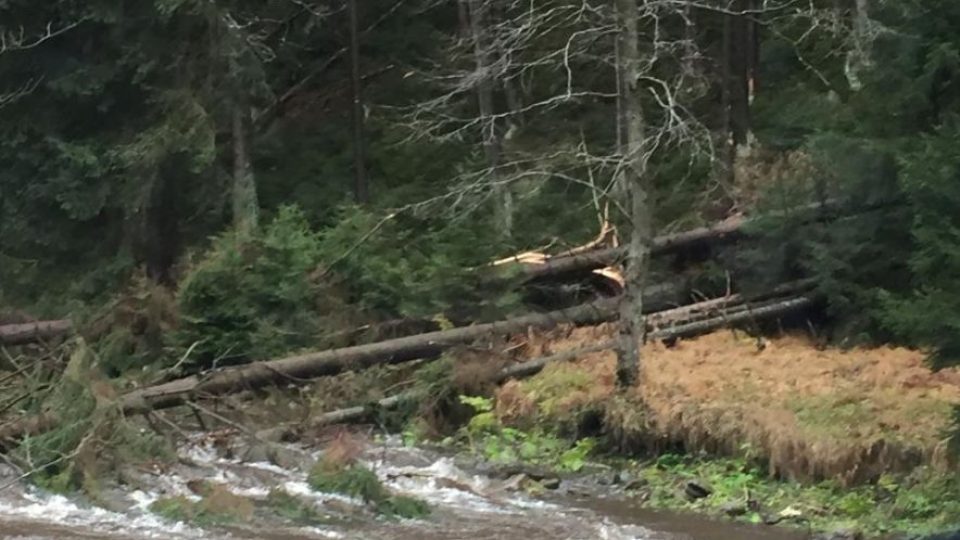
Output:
813,528,864,540
720,500,748,517
623,477,648,491
540,477,561,490
683,480,712,500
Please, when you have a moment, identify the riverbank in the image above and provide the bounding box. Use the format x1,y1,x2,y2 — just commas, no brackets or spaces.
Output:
2,326,957,539
478,326,960,537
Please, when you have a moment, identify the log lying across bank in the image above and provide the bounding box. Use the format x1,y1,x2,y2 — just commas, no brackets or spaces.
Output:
300,294,815,430
507,198,890,283
0,320,73,346
0,287,815,446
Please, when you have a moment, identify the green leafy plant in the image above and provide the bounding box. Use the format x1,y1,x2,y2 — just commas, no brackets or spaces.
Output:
457,394,596,472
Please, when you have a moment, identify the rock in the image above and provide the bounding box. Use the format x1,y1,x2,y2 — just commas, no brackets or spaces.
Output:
240,442,272,464
813,528,863,540
540,477,561,490
436,476,486,497
683,479,712,500
269,446,312,471
761,513,782,525
720,500,748,517
623,478,648,491
500,473,530,492
911,532,960,540
614,471,634,486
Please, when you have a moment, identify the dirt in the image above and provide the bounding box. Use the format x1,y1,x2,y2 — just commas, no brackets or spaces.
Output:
505,325,960,484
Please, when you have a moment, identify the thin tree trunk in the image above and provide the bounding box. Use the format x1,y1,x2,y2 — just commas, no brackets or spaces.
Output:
457,0,471,42
467,0,511,237
232,105,259,233
0,320,73,346
720,7,735,187
349,0,369,204
728,0,751,146
615,0,651,389
846,0,871,91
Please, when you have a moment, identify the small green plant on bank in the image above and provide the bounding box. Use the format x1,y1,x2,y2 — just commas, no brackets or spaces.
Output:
308,462,387,503
458,395,596,472
307,460,430,519
631,454,960,537
264,489,332,525
149,485,255,527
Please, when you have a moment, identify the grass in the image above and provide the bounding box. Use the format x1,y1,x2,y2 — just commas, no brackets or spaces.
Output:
307,462,388,503
628,453,960,538
506,325,960,484
264,488,333,525
149,485,255,526
306,453,430,520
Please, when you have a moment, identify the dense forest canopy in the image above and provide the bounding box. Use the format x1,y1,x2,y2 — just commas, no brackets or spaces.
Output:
1,0,960,376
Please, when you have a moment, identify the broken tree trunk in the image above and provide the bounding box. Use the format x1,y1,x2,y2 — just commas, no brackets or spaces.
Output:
507,198,887,283
0,320,73,346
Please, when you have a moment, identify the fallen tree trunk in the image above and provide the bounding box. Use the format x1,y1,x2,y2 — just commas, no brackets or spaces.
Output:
0,320,73,346
294,295,814,429
0,289,815,446
509,199,885,282
332,279,686,346
119,298,621,415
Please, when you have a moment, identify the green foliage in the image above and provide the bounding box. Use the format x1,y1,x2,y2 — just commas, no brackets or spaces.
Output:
634,455,960,537
149,487,254,526
307,462,387,504
457,394,596,472
377,495,432,520
15,340,173,495
306,461,429,519
264,489,330,525
877,120,960,369
174,206,355,367
316,205,514,319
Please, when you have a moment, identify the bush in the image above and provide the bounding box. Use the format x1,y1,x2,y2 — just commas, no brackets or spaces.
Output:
317,205,516,320
174,206,356,368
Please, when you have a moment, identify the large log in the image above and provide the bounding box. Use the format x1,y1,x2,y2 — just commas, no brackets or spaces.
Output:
119,298,621,415
290,294,814,430
0,320,73,346
507,199,885,283
0,290,814,446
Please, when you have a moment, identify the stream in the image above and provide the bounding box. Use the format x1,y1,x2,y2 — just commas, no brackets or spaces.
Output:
0,434,808,540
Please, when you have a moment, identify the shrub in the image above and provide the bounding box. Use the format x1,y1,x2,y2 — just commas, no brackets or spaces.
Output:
174,206,356,368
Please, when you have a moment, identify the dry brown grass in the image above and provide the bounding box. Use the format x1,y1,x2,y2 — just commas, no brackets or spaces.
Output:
502,324,960,485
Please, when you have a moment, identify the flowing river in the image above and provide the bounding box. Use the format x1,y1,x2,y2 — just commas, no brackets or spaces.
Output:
0,434,807,540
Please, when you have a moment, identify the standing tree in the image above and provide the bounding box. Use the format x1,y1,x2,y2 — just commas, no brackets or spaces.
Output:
348,0,370,204
614,0,649,388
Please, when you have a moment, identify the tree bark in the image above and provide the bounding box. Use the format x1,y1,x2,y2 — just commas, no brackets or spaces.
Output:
467,0,512,237
232,105,259,233
615,0,651,389
0,320,73,346
845,0,871,91
348,0,369,204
